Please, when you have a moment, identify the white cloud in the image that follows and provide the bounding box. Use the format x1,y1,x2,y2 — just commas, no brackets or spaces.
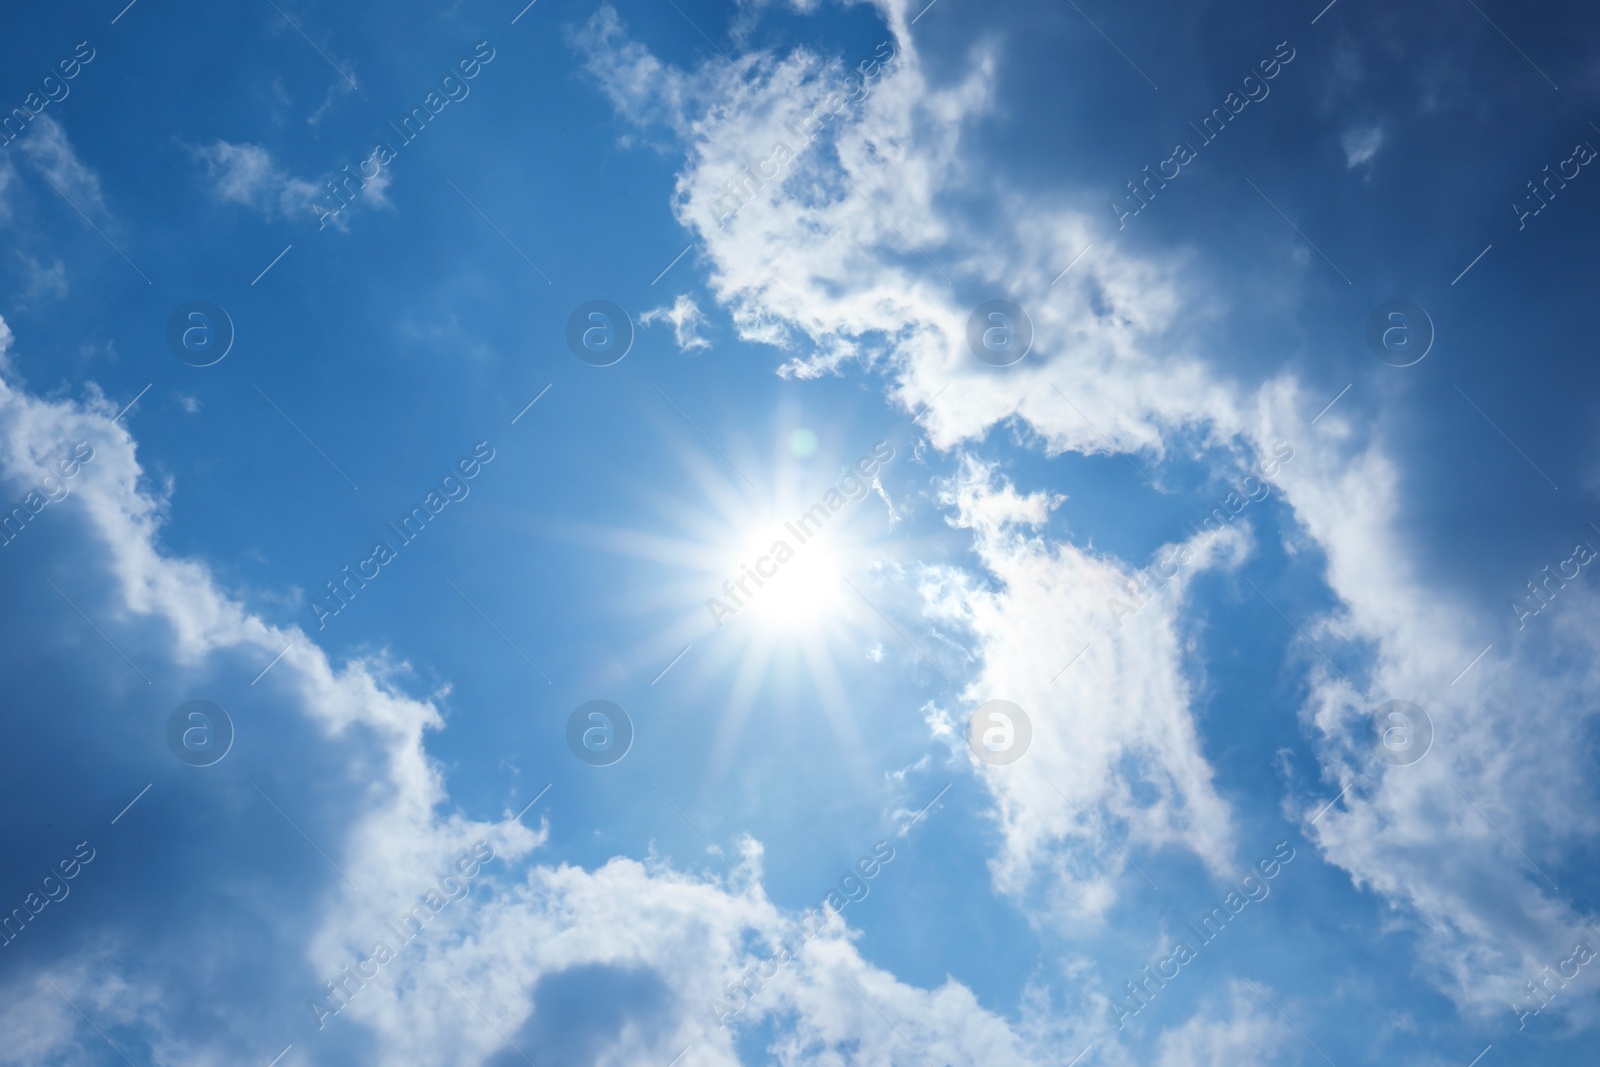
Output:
0,155,16,225
576,0,1600,1027
574,5,1231,456
0,982,79,1065
15,114,105,215
1248,380,1600,1023
1152,981,1294,1067
194,140,393,229
922,458,1242,918
0,319,1058,1067
640,294,713,352
194,140,324,223
1341,125,1383,168
574,0,1243,921
0,316,14,375
327,851,1059,1067
574,6,727,141
0,0,1587,1057
12,251,67,304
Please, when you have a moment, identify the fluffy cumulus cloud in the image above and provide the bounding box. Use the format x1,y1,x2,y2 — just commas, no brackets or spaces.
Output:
574,2,1232,460
575,0,1600,1029
345,852,1057,1067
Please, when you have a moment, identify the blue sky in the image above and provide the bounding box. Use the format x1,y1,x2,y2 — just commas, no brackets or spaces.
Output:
2,0,1600,1064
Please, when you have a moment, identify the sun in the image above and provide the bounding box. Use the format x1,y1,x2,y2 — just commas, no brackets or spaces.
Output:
709,524,848,633
584,416,908,771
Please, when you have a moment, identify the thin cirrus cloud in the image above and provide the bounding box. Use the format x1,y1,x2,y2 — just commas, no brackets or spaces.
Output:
0,115,108,234
194,139,392,227
14,114,106,216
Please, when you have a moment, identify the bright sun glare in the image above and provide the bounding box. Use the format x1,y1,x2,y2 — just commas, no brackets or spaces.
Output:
596,426,909,770
716,527,848,631
600,424,904,731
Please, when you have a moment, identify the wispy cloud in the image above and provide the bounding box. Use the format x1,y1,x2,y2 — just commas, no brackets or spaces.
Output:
1341,124,1384,168
640,294,712,352
193,140,324,222
16,115,106,215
